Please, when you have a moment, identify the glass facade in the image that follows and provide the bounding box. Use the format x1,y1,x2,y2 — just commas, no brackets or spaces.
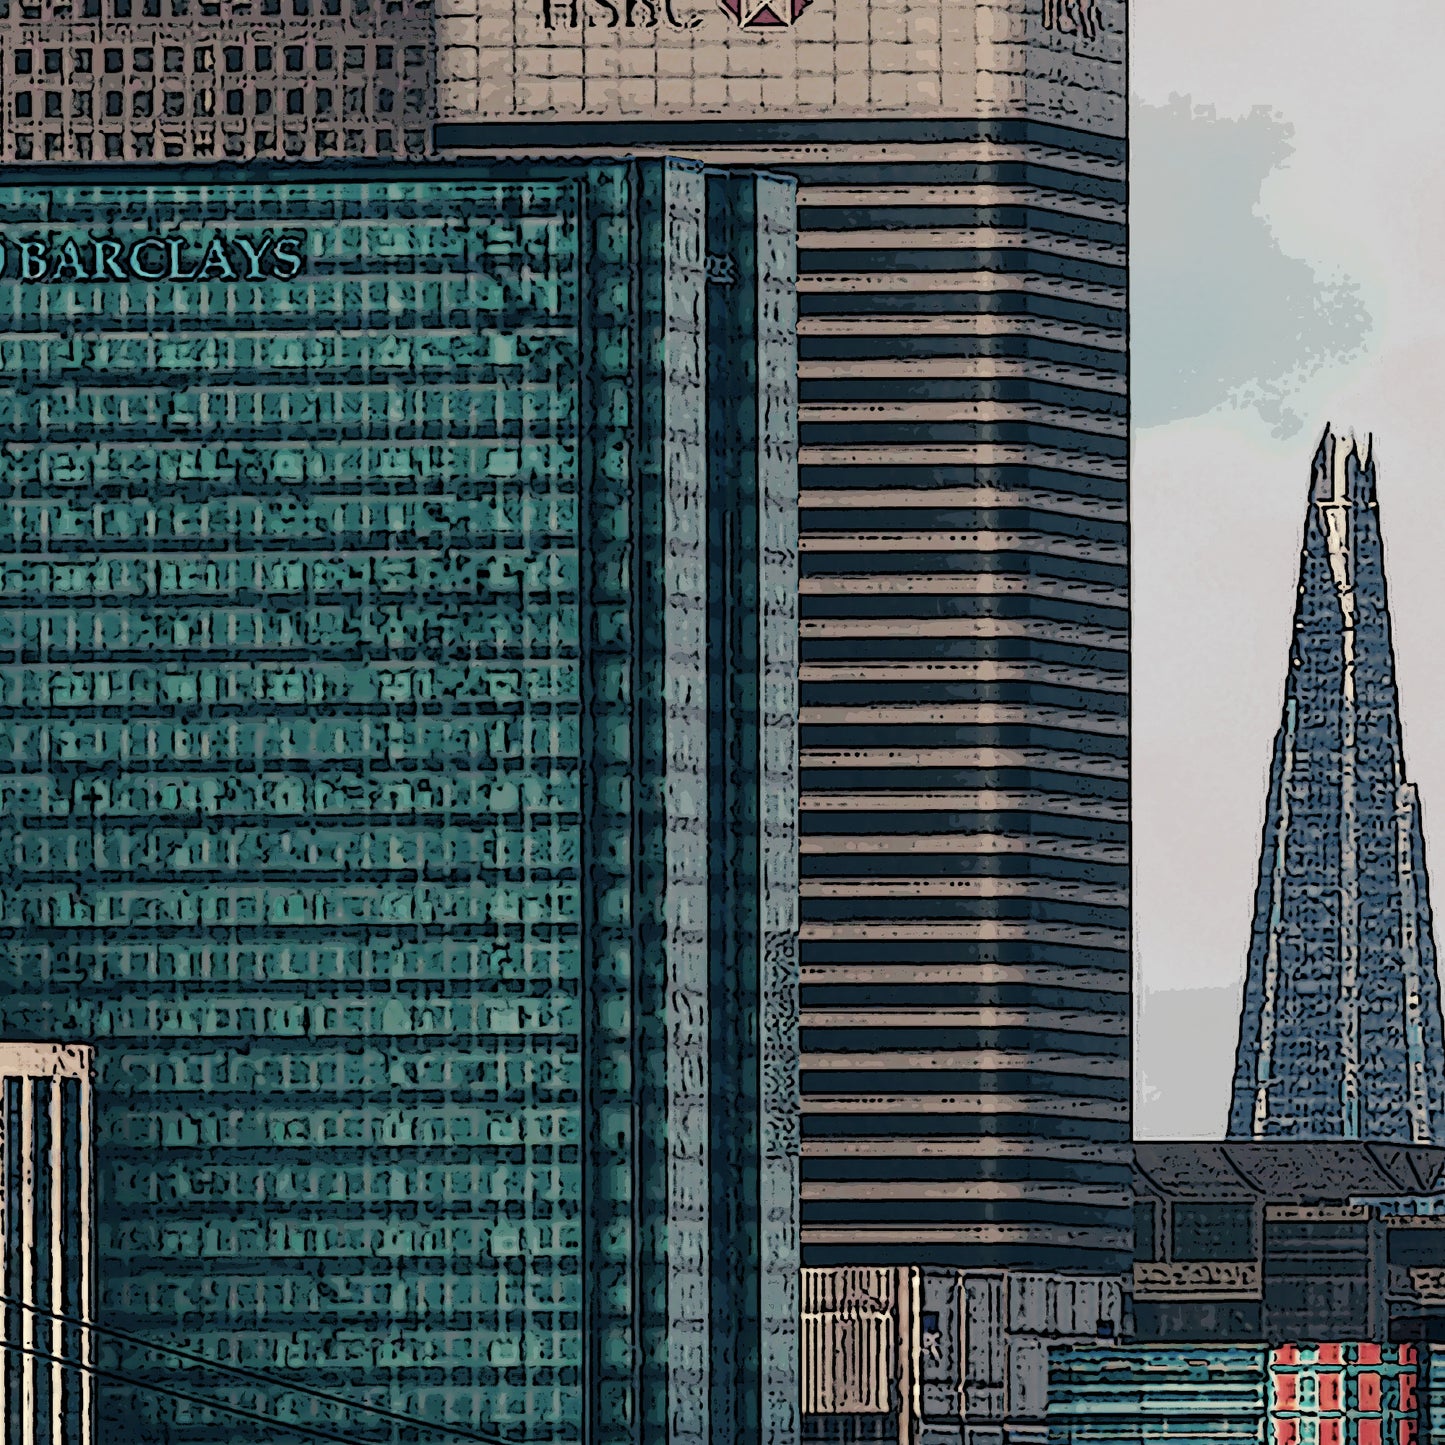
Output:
0,161,798,1445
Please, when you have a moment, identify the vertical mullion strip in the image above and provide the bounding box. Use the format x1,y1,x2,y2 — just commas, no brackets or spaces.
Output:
2,1077,14,1445
18,1076,33,1445
704,168,746,1445
30,1081,51,1445
757,168,801,1445
57,1077,80,1445
657,159,709,1445
580,160,639,1445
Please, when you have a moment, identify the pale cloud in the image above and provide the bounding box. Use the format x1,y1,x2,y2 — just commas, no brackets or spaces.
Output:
1132,96,1371,437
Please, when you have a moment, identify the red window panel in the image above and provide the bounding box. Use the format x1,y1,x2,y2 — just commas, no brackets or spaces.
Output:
1359,1419,1382,1445
1274,1419,1298,1445
1401,1373,1418,1412
1358,1343,1382,1367
1358,1371,1382,1412
1319,1372,1342,1412
1275,1373,1298,1411
1319,1344,1344,1366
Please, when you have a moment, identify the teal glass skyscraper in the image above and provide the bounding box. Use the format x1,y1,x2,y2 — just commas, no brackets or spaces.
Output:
0,161,798,1445
1230,427,1445,1143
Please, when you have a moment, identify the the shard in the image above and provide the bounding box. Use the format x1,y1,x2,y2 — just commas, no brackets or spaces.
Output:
1229,426,1445,1142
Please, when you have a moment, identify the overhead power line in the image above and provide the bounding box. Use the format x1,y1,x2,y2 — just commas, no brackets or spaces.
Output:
0,1334,391,1445
0,1292,527,1445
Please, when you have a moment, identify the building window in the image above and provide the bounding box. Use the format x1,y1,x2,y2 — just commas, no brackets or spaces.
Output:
103,132,122,156
316,45,333,69
315,87,332,114
375,128,392,152
404,129,425,155
195,47,213,71
134,48,154,71
105,90,122,115
255,46,272,69
255,89,272,114
286,89,304,114
224,46,242,71
284,46,303,71
195,91,213,115
143,0,160,13
163,140,183,157
14,92,31,116
404,46,424,69
132,132,153,156
1171,1202,1255,1263
72,92,91,117
1133,1200,1159,1262
376,46,393,68
113,0,130,12
162,91,183,116
73,48,92,71
225,90,243,114
76,132,92,157
44,133,63,159
44,92,61,116
104,48,122,72
14,49,32,73
404,88,424,113
132,92,153,116
43,48,61,72
376,87,393,113
14,136,32,159
164,46,184,71
344,46,364,69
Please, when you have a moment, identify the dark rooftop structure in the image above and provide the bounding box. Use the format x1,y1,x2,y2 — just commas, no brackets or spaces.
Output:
1132,1142,1445,1347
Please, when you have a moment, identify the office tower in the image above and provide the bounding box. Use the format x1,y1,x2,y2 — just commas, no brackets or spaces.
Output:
0,159,798,1445
438,0,1128,1437
0,0,433,163
1229,428,1445,1144
0,1043,95,1445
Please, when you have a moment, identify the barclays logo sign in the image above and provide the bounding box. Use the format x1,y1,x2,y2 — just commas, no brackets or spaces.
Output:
0,230,308,283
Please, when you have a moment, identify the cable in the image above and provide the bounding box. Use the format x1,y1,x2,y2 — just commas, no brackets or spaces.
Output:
0,1334,392,1445
0,1292,525,1445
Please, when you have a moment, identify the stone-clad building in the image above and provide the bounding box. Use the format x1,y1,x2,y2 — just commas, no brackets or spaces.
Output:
438,3,1129,1439
0,0,433,162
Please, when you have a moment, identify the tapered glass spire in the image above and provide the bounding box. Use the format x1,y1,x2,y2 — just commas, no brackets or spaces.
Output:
1229,427,1445,1142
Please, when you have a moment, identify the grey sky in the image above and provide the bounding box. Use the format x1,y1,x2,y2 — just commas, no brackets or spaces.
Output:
1133,1,1445,1138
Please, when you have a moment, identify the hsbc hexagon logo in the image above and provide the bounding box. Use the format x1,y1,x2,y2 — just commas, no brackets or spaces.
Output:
718,0,812,28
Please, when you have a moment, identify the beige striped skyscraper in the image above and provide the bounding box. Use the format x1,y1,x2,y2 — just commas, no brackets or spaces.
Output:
458,0,1126,1436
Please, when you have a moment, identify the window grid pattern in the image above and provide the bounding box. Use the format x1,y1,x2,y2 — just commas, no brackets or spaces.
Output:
0,10,432,162
0,174,620,1443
